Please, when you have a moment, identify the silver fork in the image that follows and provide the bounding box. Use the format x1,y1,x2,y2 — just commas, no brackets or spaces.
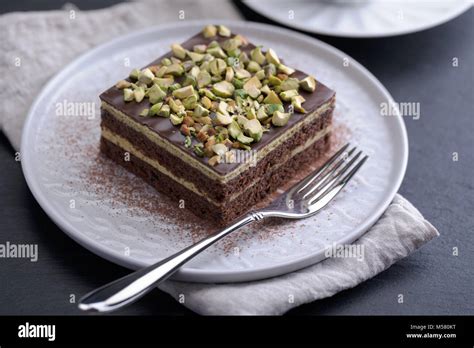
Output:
79,143,367,312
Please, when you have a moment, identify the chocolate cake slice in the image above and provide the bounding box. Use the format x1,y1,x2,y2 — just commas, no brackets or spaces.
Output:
100,25,335,224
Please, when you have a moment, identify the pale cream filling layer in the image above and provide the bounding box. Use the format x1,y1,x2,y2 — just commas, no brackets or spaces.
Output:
102,126,331,206
101,99,333,183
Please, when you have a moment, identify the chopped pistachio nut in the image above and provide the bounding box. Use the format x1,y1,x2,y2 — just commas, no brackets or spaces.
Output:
218,25,231,37
278,63,295,76
148,84,167,104
170,113,184,125
129,68,140,80
171,43,186,59
123,88,134,102
138,68,154,85
149,102,163,116
202,25,217,38
265,48,280,65
115,80,131,89
134,87,145,102
250,47,266,65
280,89,299,102
113,25,317,165
263,90,282,104
212,80,235,97
172,85,195,99
244,119,263,142
300,75,317,92
291,95,307,113
272,110,291,126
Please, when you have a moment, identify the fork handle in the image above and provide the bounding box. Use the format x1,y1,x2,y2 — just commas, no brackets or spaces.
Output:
78,212,263,312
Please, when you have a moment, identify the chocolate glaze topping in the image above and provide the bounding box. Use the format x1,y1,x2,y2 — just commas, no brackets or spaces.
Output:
100,30,335,176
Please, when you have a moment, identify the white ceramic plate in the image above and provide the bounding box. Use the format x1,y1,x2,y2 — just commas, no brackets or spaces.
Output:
244,0,472,38
21,20,408,283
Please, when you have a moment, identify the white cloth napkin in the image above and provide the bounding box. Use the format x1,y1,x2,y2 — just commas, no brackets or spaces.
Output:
0,0,439,315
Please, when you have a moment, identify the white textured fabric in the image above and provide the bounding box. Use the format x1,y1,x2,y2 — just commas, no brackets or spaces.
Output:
0,1,439,315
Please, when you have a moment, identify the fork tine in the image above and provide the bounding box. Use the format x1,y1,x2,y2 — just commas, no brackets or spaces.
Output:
295,143,350,194
300,147,359,199
307,154,368,206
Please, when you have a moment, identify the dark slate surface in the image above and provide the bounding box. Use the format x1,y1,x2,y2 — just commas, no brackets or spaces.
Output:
0,0,472,315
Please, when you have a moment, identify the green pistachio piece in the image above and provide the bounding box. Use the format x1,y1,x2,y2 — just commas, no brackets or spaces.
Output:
265,48,280,65
255,69,265,80
212,143,228,156
201,96,212,109
278,63,295,75
250,47,266,65
222,38,240,52
227,48,241,58
183,95,198,109
246,107,257,120
168,98,184,114
244,118,263,142
243,76,262,93
281,78,300,91
148,84,167,104
203,25,217,38
187,51,205,63
172,85,195,99
238,51,249,65
169,83,182,92
218,25,231,37
129,68,140,80
161,58,172,66
263,90,282,104
291,95,307,113
225,67,234,82
193,44,207,53
228,120,242,139
215,112,232,126
247,61,261,73
234,68,251,79
153,77,174,89
257,106,268,121
237,133,254,145
115,80,131,89
182,74,197,87
133,87,145,103
236,115,249,128
265,103,284,115
264,63,277,78
209,58,227,76
197,71,212,88
217,101,229,115
164,63,184,76
280,89,299,102
138,68,154,85
170,113,184,126
158,104,170,117
190,66,200,78
123,88,134,102
199,88,217,100
272,110,291,127
171,43,186,59
232,78,245,89
300,76,317,92
184,136,192,148
260,85,271,95
268,75,282,86
194,104,210,117
194,144,205,157
212,80,235,98
207,46,227,59
247,86,261,99
148,103,163,116
154,66,167,78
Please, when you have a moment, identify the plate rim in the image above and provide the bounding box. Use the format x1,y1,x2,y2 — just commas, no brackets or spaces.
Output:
21,19,408,283
244,0,472,38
